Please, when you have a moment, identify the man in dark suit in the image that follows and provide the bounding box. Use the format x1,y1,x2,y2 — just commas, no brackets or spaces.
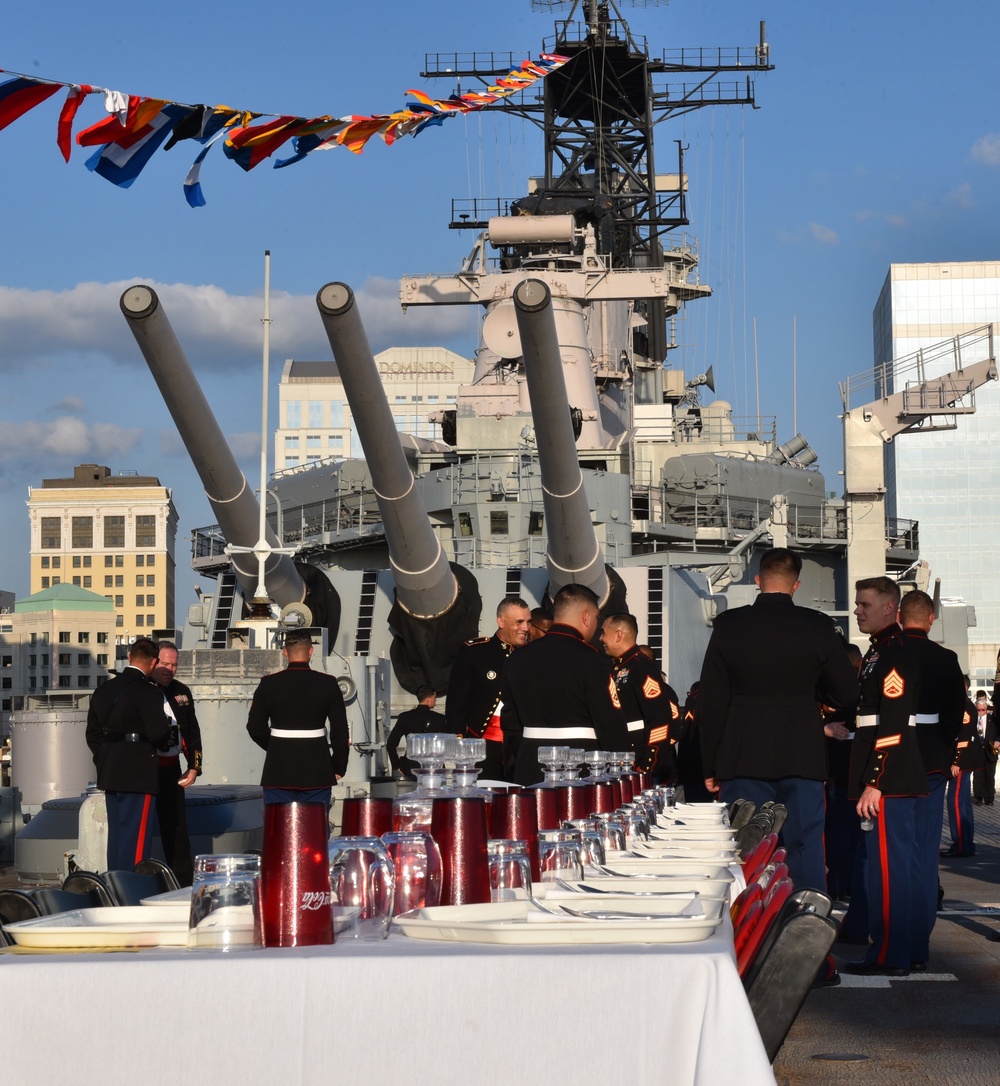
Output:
386,686,448,779
151,642,203,886
85,636,170,871
246,629,350,807
698,548,858,892
502,583,630,785
971,690,999,805
446,596,531,781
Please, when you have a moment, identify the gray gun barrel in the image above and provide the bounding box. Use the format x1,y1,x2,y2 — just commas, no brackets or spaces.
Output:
120,284,306,608
513,279,609,603
316,282,458,619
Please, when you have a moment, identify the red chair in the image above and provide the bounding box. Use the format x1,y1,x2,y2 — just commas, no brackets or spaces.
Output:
731,880,763,928
754,860,789,893
737,876,794,978
742,833,779,884
734,900,764,956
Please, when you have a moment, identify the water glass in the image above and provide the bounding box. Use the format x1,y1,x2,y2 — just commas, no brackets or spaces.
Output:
340,796,393,837
430,796,491,905
328,835,396,941
527,785,560,831
490,791,540,880
488,839,533,901
188,853,261,951
381,831,442,914
260,801,333,948
590,812,627,852
537,830,584,882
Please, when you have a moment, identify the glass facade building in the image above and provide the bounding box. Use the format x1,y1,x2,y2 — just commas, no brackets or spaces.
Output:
874,262,1000,681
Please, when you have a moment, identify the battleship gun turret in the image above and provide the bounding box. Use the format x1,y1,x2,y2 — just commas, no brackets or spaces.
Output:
120,285,340,633
512,279,626,614
316,282,481,692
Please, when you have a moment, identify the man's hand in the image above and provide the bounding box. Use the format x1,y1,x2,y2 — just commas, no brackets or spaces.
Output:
856,784,882,819
178,770,197,788
823,721,850,741
704,777,720,794
951,764,960,778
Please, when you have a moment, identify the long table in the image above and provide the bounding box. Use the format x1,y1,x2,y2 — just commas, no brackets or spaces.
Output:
1,921,775,1086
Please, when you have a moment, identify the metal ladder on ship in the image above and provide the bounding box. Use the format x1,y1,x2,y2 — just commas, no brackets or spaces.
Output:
210,570,238,649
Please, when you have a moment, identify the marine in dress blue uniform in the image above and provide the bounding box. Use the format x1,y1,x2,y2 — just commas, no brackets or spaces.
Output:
898,591,965,965
246,630,350,808
845,578,927,977
698,549,858,893
85,637,170,871
386,686,448,779
445,597,531,781
599,615,680,775
944,691,981,858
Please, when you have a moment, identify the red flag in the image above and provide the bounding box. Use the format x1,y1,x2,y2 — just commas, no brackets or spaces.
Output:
0,76,60,133
57,84,94,161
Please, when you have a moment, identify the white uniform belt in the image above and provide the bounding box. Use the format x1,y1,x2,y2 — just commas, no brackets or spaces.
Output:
856,714,916,728
915,713,940,724
270,728,326,739
523,726,597,741
626,719,644,732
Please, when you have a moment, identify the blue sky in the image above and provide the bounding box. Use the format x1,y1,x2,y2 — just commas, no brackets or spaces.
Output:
2,0,1000,615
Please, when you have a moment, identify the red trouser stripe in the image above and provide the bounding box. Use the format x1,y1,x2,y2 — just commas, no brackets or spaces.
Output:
953,771,966,852
876,810,891,965
134,793,153,866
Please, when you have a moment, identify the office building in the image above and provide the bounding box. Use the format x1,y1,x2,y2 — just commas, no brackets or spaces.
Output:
27,464,178,637
275,347,475,471
874,261,1000,680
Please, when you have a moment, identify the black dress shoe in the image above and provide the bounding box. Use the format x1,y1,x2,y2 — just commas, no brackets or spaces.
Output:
910,961,928,972
974,798,983,805
812,970,841,989
843,959,910,977
940,846,976,858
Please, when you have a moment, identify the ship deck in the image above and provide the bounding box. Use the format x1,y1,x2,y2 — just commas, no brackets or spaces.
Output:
2,806,998,1084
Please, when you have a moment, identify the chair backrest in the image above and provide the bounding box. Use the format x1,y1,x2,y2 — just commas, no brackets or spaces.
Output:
731,880,764,929
33,887,109,915
133,858,181,892
62,871,117,907
0,889,43,925
104,870,163,907
728,799,758,831
754,861,789,893
742,833,779,883
743,909,839,1061
768,803,789,836
733,899,764,955
737,875,794,977
735,820,765,859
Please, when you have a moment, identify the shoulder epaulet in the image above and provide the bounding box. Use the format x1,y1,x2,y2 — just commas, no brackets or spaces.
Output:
463,636,492,646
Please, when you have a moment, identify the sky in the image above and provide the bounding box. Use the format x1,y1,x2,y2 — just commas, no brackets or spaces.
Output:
3,0,1000,618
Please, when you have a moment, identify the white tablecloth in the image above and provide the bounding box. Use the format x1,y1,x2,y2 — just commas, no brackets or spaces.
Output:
1,922,775,1086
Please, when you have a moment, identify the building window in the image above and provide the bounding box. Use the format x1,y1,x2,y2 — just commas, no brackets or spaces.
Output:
41,516,61,549
79,632,90,644
105,555,113,567
115,615,123,627
308,401,323,427
136,515,156,547
77,676,91,688
72,516,93,548
41,675,49,689
115,595,123,607
284,436,299,449
97,632,108,644
1,677,10,689
105,576,113,588
116,555,124,567
146,574,155,587
28,655,36,667
77,654,89,666
52,557,61,568
136,595,145,607
136,575,145,587
146,556,155,567
136,555,144,567
73,556,81,568
286,401,302,427
29,633,37,646
285,456,299,466
73,577,81,586
136,615,144,627
59,631,71,643
58,675,71,688
59,653,71,666
104,516,125,548
96,654,109,666
83,555,91,567
29,677,36,690
52,577,61,585
96,675,109,687
306,435,321,450
113,574,123,588
329,402,343,426
1,655,10,667
41,577,50,588
146,595,155,607
83,576,92,588
41,556,50,568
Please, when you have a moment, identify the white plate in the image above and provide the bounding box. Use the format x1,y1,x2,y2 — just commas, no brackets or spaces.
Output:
538,890,705,918
602,858,735,876
665,804,728,819
648,827,737,841
393,901,723,945
556,876,733,900
2,907,189,949
629,845,738,860
140,887,192,908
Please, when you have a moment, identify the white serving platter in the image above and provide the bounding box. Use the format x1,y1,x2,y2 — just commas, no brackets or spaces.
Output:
393,900,723,946
601,857,735,877
3,907,189,949
555,876,733,900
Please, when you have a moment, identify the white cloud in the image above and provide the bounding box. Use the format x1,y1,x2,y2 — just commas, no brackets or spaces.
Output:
809,222,838,245
0,277,475,374
946,182,975,209
0,417,141,462
971,134,1000,166
49,395,87,415
227,431,263,459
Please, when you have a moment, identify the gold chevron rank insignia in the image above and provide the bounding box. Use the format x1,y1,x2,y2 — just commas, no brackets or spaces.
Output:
883,669,905,698
642,676,661,699
609,676,621,709
671,702,680,719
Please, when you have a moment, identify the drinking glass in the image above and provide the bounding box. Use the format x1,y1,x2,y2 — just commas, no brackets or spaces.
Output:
328,835,396,941
380,831,442,914
340,796,393,837
490,791,540,880
260,801,333,948
527,785,560,832
430,796,491,905
537,830,584,882
488,840,533,901
188,853,261,951
590,812,628,852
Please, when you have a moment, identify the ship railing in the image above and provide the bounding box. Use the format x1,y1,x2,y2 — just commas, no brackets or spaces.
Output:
887,517,919,555
421,52,529,78
656,44,774,72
